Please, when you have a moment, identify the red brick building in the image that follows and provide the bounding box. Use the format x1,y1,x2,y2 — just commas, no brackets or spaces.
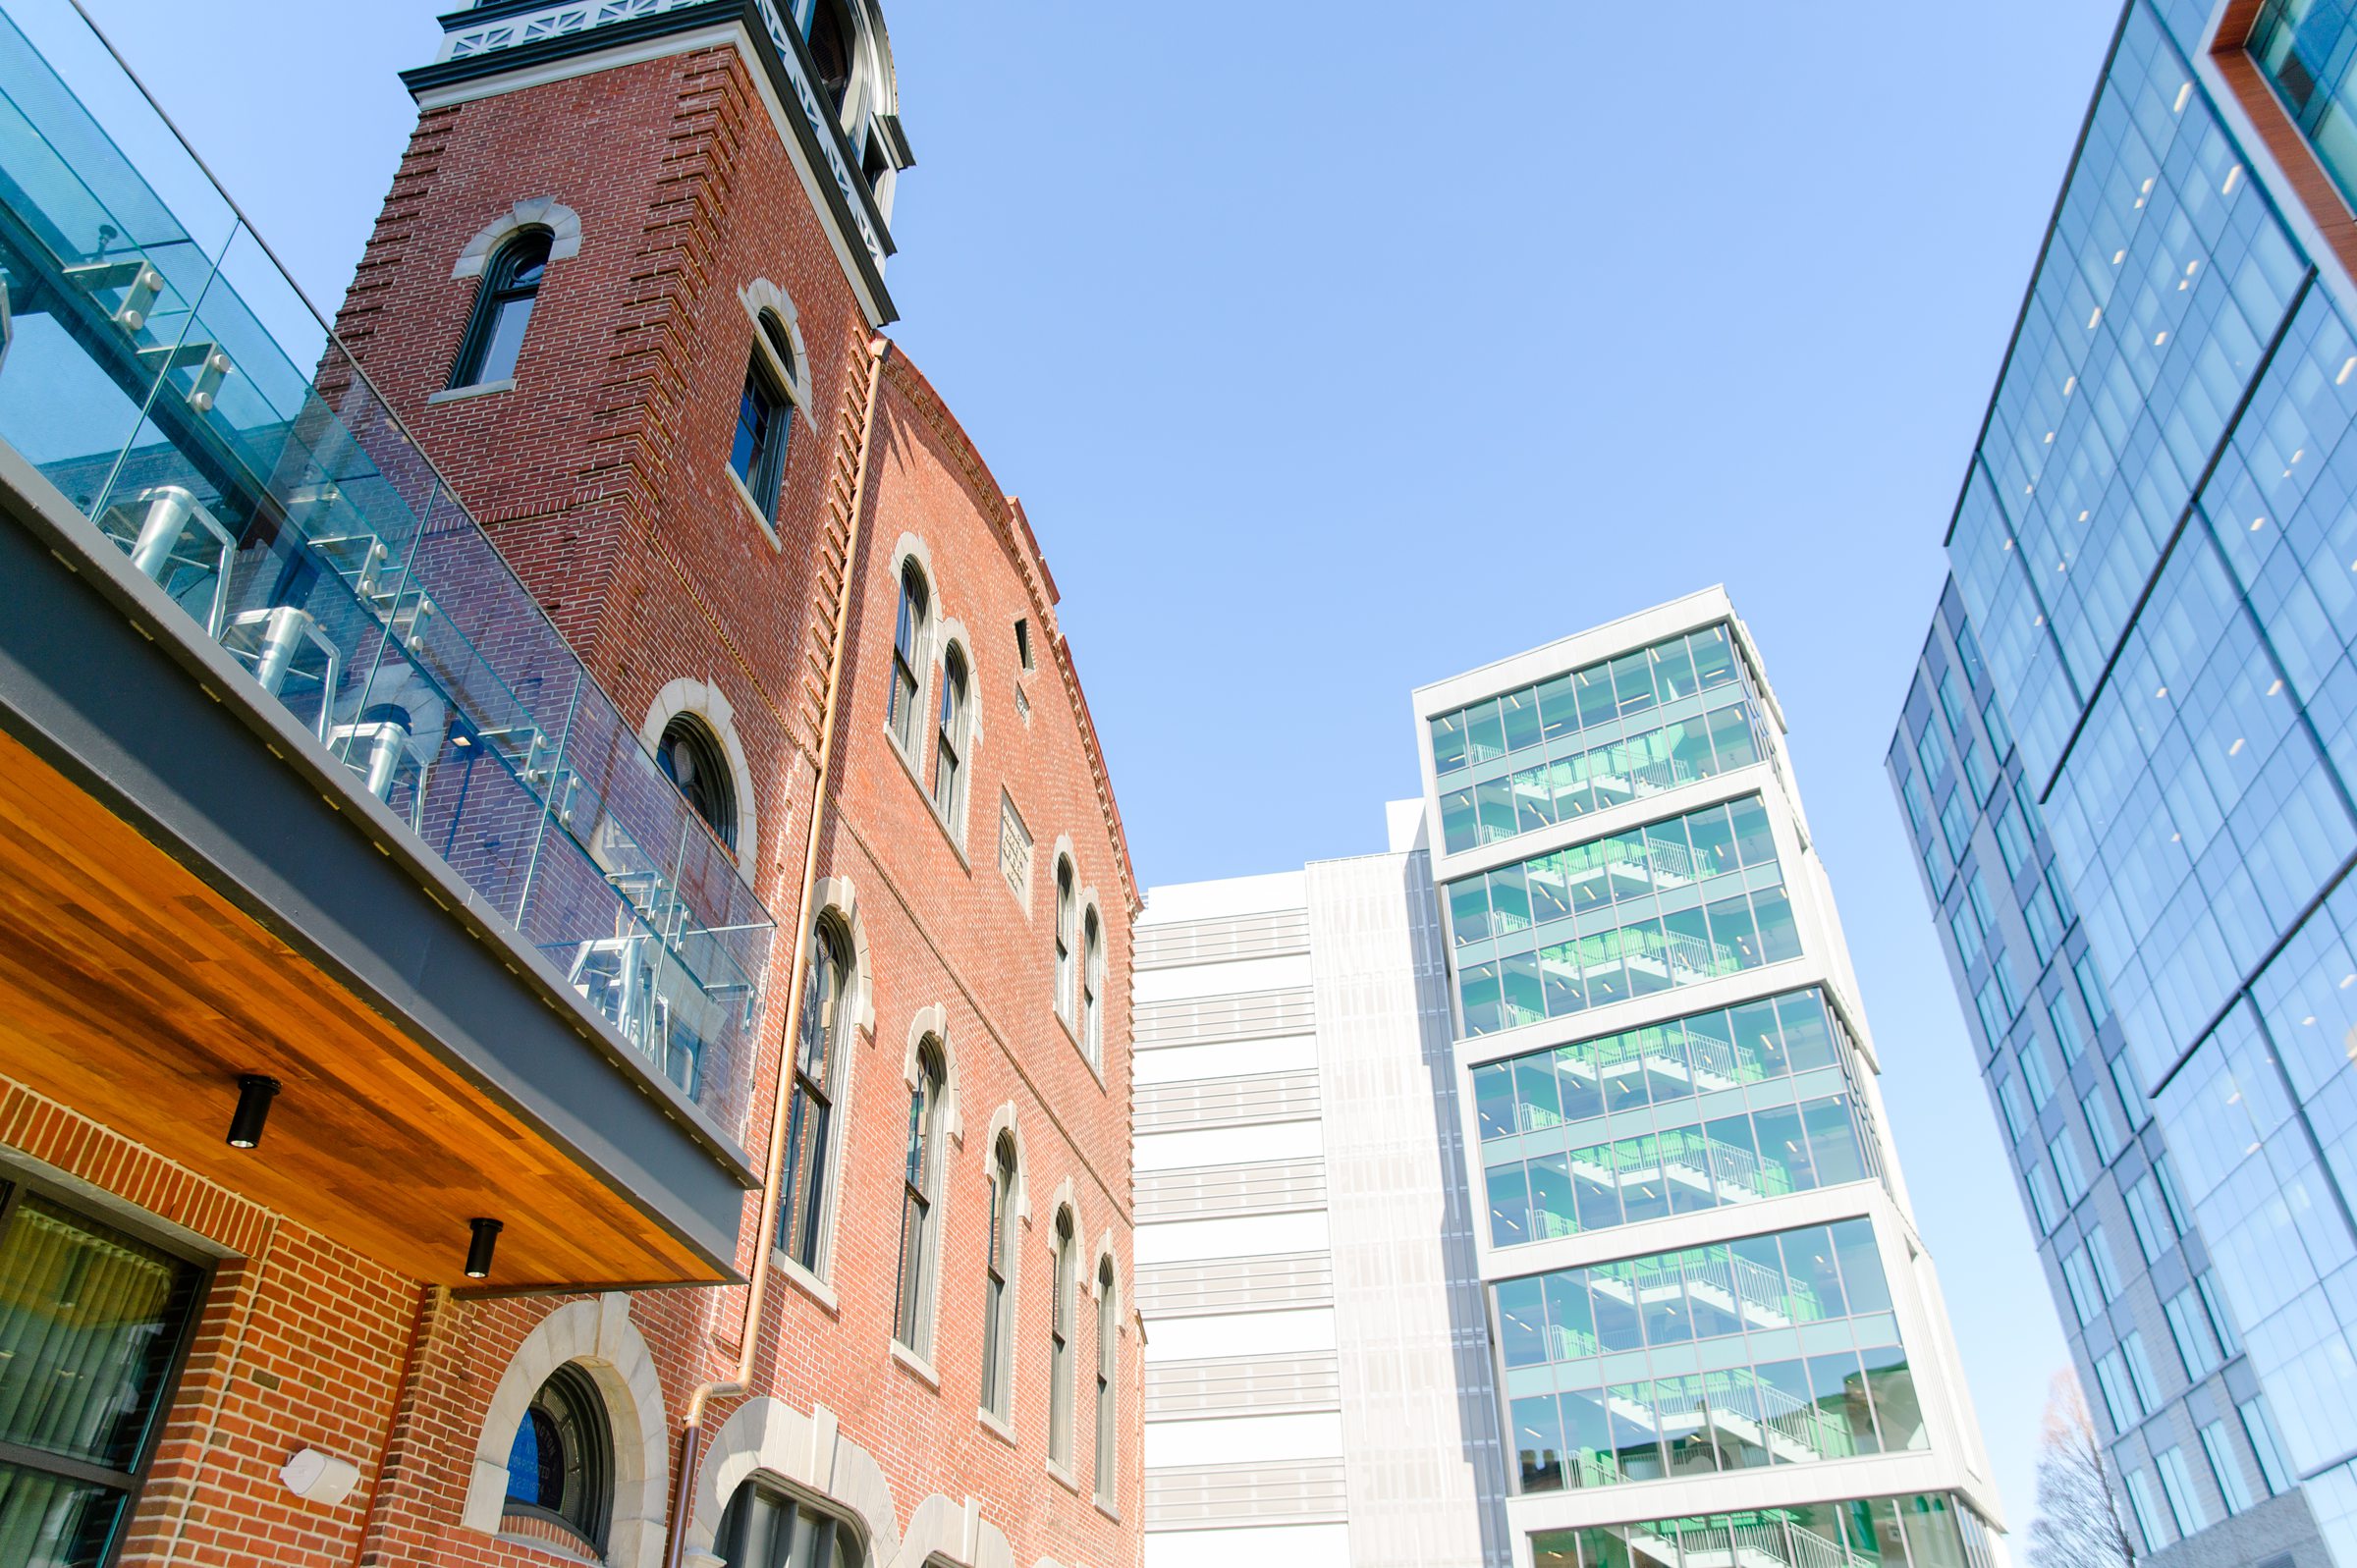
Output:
0,3,1138,1567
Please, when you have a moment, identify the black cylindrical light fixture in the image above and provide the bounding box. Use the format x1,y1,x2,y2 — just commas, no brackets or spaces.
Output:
226,1075,280,1149
466,1217,503,1280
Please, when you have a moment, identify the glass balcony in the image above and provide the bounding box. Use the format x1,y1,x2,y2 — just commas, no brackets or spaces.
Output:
0,1,773,1144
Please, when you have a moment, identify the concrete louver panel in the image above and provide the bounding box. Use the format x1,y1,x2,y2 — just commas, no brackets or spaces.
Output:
1134,1071,1321,1134
1135,907,1312,970
1145,1460,1350,1530
1134,1158,1329,1223
1135,989,1316,1049
1136,1251,1334,1317
1145,1351,1343,1421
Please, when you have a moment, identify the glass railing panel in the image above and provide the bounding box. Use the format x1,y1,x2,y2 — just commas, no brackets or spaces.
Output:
0,0,773,1146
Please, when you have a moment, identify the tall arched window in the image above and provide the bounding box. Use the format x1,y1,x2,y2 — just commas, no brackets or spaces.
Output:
1054,859,1075,1025
1094,1255,1118,1503
503,1363,614,1556
931,645,969,824
731,313,795,518
1081,907,1105,1069
894,1040,945,1356
657,714,737,850
779,921,850,1271
716,1480,865,1568
451,229,549,389
887,564,927,753
1049,1208,1076,1470
980,1133,1017,1423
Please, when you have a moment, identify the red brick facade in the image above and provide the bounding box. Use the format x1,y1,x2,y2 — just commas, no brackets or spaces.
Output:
0,21,1139,1568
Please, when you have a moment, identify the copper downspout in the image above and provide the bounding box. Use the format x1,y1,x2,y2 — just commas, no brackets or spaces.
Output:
662,336,891,1568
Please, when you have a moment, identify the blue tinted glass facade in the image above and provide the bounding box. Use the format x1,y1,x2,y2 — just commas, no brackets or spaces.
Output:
1894,2,2357,1554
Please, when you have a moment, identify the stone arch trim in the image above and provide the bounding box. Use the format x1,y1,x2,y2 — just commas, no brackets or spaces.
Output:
810,876,876,1033
982,1102,1030,1226
900,1003,961,1141
886,1495,1014,1568
460,1294,669,1568
1045,1177,1084,1263
683,1398,901,1568
1090,1230,1124,1316
738,277,813,411
453,197,581,278
639,676,759,860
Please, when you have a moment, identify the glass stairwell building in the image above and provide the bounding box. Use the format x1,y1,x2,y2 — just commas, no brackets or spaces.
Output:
1888,2,2357,1563
1417,588,2007,1568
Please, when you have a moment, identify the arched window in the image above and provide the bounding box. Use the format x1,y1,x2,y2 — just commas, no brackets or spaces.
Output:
452,229,549,389
1094,1255,1118,1502
887,564,927,752
657,714,738,850
716,1479,865,1568
779,921,850,1271
732,313,795,518
931,644,969,823
980,1132,1017,1422
1054,859,1075,1025
894,1039,945,1356
1049,1208,1076,1470
503,1363,613,1555
1081,907,1105,1069
804,0,859,121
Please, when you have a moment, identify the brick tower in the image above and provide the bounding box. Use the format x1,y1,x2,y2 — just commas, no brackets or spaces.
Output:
337,5,1147,1566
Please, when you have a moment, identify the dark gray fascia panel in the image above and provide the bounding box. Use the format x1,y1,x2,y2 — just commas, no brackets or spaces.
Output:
0,456,754,1279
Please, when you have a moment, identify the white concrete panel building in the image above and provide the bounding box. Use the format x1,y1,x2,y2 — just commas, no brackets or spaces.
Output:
1137,823,1513,1568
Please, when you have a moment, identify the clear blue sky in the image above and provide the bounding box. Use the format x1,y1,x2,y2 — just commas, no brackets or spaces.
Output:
81,0,2128,1534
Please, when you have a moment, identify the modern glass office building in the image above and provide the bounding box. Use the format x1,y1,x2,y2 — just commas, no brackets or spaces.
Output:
1423,590,2005,1568
1887,4,2357,1563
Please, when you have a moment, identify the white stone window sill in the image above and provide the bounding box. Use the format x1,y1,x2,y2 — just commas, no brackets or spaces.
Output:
887,722,973,868
976,1406,1017,1447
773,1249,839,1315
1093,1494,1120,1525
427,377,514,405
725,464,785,553
890,1340,940,1389
1045,1457,1079,1494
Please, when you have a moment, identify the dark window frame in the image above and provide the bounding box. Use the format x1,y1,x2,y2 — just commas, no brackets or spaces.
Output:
731,319,797,522
656,713,739,851
501,1361,616,1555
779,919,850,1271
449,228,551,390
0,1172,212,1568
714,1475,867,1568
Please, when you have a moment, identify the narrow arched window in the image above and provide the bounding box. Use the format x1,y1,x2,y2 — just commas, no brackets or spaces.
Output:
1049,1208,1076,1470
503,1363,614,1555
1081,907,1105,1069
657,714,737,850
452,229,548,389
887,564,927,752
981,1132,1017,1422
779,921,850,1271
1054,858,1075,1025
731,314,795,518
932,645,969,823
1094,1255,1117,1502
894,1040,945,1356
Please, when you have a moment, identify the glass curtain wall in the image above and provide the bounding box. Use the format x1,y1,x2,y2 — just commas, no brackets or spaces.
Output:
1529,1491,2000,1568
1473,988,1884,1247
1447,794,1799,1036
1432,623,1770,855
1494,1218,1923,1495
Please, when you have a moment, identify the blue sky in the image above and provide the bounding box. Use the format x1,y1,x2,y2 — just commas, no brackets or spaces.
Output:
80,0,2130,1531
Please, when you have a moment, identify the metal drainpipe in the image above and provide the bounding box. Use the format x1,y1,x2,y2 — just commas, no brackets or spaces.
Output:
662,335,891,1568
